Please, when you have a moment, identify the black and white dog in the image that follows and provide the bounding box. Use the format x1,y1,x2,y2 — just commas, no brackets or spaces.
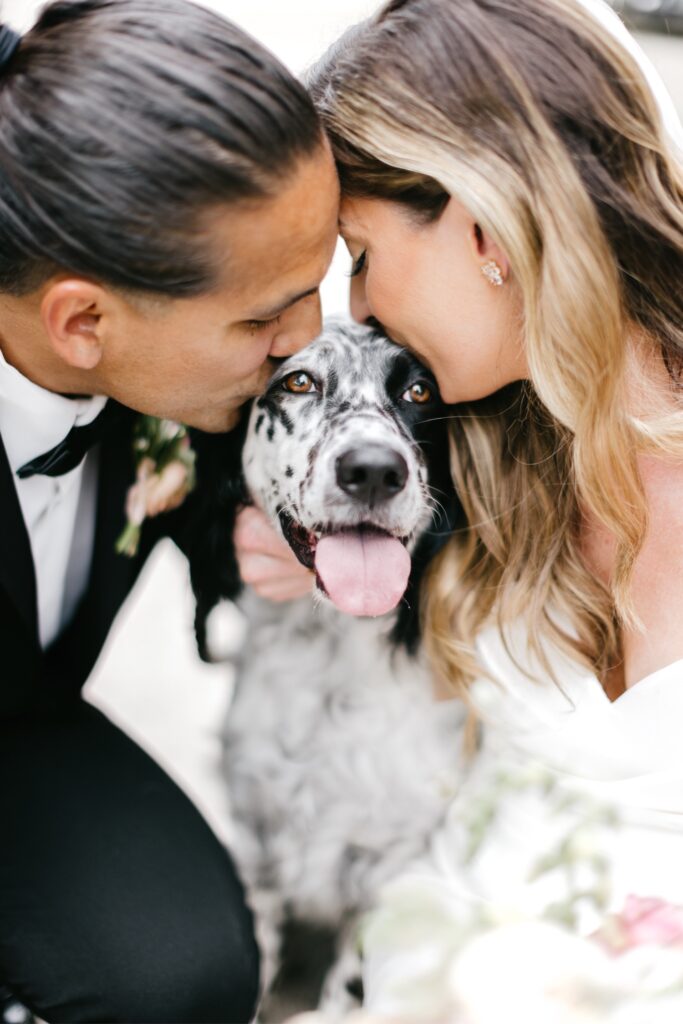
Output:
190,318,465,1013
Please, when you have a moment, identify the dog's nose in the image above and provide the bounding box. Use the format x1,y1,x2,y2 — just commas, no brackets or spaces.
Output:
336,446,408,506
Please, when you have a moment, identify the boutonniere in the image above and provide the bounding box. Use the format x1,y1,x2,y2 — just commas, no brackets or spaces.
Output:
116,416,196,558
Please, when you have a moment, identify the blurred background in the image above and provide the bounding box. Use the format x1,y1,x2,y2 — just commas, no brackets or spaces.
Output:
1,0,682,846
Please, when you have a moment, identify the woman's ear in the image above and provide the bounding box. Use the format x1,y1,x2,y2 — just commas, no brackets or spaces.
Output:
40,279,107,371
469,222,510,281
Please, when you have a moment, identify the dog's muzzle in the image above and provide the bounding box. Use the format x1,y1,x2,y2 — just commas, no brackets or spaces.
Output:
304,443,412,618
336,445,408,509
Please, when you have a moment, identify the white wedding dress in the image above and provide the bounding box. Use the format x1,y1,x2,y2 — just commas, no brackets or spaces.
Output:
466,625,683,904
360,632,683,1019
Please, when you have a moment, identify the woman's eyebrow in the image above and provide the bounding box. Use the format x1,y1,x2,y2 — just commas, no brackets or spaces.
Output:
339,219,363,242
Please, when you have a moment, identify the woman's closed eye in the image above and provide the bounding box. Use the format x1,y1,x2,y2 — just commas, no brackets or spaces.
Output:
349,250,367,278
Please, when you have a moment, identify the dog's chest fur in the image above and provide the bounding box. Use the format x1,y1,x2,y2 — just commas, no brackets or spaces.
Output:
224,589,464,925
211,320,466,1003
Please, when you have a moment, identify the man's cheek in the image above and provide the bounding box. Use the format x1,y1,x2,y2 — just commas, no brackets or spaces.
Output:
223,406,242,432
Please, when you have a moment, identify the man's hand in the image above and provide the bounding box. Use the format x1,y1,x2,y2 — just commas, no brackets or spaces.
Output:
234,506,313,601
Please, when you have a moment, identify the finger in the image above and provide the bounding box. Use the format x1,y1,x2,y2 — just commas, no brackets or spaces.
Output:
237,552,311,587
234,506,293,558
251,577,314,602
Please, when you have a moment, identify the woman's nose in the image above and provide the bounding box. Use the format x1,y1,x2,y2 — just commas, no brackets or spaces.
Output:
269,293,323,358
349,272,372,325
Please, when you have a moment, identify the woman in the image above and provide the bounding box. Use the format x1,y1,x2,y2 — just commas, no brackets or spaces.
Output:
239,0,683,1013
303,0,683,709
243,0,683,711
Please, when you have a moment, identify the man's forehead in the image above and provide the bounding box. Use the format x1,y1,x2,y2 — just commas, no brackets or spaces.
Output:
209,150,339,295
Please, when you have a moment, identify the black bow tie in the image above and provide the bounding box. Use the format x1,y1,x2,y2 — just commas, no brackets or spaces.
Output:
17,400,131,479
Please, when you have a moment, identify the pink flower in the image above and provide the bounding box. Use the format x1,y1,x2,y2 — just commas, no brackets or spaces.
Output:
125,457,155,527
620,896,683,947
125,458,191,526
146,460,191,517
597,896,683,953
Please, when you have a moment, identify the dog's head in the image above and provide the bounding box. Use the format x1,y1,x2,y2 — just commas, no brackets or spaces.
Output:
242,318,460,623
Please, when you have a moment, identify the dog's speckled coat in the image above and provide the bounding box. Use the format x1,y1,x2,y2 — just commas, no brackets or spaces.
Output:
222,320,466,1013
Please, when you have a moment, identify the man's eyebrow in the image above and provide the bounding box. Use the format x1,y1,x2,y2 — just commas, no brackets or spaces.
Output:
251,286,319,320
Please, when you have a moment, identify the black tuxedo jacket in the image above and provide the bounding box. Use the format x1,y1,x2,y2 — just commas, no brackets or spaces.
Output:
0,414,239,718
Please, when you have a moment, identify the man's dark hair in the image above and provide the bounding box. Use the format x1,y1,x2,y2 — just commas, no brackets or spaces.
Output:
0,0,323,296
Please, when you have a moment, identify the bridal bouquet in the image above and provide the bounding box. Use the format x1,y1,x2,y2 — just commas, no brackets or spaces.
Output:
333,881,683,1023
287,765,683,1024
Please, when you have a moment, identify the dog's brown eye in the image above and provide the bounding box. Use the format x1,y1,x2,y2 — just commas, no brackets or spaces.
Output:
282,371,317,395
402,382,432,404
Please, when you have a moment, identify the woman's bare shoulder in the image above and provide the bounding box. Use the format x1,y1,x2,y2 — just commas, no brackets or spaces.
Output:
624,455,683,685
582,452,683,690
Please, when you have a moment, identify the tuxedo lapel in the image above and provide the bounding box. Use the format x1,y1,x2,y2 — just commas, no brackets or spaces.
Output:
51,415,138,680
87,419,139,630
0,432,38,646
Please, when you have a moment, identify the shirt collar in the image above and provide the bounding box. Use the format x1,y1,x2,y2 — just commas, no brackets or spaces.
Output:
0,347,108,475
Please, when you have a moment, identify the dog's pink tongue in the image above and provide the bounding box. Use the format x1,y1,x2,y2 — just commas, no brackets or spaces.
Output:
314,530,411,617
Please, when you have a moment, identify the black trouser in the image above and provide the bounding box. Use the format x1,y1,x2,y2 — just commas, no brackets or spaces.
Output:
0,700,259,1023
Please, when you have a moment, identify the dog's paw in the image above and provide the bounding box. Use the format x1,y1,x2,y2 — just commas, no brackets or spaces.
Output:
319,944,364,1017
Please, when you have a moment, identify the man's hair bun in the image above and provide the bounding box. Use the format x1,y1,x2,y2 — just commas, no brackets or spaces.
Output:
0,25,20,71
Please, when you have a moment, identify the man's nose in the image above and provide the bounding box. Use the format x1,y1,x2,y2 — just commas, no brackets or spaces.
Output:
269,293,323,358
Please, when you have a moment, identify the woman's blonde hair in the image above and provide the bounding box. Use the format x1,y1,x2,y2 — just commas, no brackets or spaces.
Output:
310,0,683,694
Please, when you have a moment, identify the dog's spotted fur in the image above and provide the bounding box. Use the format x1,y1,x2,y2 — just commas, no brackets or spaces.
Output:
200,320,466,1014
242,319,451,601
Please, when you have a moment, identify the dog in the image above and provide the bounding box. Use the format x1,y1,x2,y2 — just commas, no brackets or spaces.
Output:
189,318,465,1015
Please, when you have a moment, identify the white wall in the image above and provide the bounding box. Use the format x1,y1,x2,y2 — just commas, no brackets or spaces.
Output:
3,0,378,52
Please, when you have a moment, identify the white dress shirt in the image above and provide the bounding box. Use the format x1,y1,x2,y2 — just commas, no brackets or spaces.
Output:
0,348,106,649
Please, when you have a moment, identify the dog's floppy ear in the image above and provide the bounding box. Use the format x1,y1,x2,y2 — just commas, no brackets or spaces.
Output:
390,410,463,655
389,492,462,655
186,412,250,662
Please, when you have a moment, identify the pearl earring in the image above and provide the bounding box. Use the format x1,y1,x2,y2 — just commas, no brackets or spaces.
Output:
481,260,504,287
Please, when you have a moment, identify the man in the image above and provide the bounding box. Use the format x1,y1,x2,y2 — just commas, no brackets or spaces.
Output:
0,1,338,1020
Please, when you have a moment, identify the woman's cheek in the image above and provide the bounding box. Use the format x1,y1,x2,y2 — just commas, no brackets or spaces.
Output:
366,273,399,331
349,273,370,323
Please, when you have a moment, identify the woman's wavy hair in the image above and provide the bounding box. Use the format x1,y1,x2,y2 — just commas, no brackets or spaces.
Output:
310,0,683,695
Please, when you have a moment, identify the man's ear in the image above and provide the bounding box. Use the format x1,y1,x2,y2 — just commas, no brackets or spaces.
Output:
40,278,108,371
